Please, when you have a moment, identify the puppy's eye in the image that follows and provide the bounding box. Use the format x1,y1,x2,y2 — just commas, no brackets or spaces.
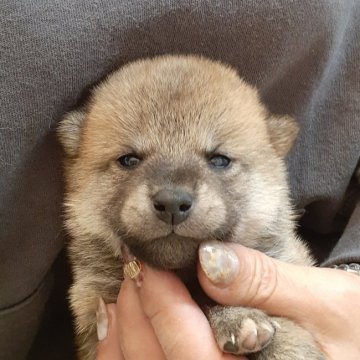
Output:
209,155,231,168
117,154,141,168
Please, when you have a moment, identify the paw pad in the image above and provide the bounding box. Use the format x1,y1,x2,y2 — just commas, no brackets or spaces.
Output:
216,311,276,355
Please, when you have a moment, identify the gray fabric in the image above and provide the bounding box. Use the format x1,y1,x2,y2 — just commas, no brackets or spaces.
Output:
0,272,52,360
0,1,359,359
323,200,360,266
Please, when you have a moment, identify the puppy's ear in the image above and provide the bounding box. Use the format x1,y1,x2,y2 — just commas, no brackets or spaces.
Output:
57,109,86,157
267,115,299,157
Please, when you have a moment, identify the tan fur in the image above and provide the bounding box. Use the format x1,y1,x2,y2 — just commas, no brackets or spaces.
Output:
58,55,323,359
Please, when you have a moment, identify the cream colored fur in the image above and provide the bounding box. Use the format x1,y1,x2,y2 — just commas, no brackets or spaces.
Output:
58,55,323,359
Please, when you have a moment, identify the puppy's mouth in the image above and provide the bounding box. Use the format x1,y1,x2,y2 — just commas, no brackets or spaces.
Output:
123,233,199,270
122,230,229,270
157,231,205,243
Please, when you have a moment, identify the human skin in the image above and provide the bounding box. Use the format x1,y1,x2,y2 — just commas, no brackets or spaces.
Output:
97,267,243,360
97,242,360,360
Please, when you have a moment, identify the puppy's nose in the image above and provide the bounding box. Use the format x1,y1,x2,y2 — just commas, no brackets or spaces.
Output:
153,189,192,225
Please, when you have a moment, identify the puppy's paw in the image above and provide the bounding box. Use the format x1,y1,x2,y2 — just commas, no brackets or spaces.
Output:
208,306,276,355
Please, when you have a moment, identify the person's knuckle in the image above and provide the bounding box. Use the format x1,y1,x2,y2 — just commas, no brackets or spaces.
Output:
248,252,278,307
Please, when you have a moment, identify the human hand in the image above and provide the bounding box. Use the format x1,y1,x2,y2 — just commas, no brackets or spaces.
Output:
97,265,246,360
97,241,360,359
197,241,360,360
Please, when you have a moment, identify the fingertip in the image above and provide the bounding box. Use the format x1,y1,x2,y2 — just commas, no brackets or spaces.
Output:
197,241,278,308
117,277,136,305
197,242,246,303
96,304,123,360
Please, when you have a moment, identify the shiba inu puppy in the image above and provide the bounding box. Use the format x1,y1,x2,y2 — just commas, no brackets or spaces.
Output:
58,55,324,360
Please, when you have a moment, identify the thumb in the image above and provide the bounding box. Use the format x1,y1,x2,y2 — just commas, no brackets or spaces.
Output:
197,241,348,324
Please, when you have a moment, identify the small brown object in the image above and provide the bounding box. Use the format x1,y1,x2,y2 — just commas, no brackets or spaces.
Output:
123,259,142,279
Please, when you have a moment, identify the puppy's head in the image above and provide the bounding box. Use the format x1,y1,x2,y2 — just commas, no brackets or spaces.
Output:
59,55,298,269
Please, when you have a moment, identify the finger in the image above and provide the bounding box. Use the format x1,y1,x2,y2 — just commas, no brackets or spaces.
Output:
117,278,166,360
97,304,124,360
138,266,243,360
197,241,359,328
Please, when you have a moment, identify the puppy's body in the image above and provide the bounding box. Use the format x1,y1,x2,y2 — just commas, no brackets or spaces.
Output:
59,56,324,359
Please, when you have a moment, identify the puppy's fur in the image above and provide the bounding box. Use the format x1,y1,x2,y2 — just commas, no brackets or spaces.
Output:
58,55,324,360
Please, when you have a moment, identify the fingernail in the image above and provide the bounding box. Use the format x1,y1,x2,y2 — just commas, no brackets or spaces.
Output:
123,260,144,287
96,297,109,341
199,241,239,286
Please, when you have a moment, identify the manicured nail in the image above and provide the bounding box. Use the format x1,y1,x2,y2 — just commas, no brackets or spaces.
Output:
199,241,239,286
123,260,144,287
96,297,108,341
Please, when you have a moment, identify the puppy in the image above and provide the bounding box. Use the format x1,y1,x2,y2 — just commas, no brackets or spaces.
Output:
58,55,325,360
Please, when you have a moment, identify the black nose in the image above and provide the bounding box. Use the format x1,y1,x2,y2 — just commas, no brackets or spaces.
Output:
153,189,193,225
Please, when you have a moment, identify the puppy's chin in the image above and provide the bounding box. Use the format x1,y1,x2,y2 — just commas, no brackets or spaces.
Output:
124,234,202,270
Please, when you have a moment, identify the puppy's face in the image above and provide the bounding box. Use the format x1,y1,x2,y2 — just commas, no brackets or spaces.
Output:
59,56,297,269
